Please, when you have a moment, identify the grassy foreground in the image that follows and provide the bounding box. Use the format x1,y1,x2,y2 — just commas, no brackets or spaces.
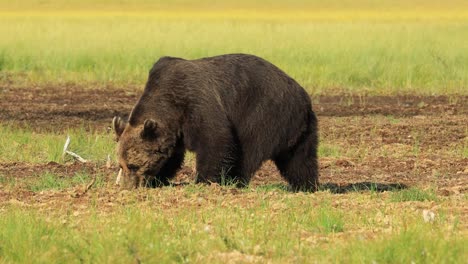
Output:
0,0,468,94
1,185,466,263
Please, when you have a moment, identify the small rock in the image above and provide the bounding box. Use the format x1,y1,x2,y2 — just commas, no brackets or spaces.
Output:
203,225,212,233
422,209,435,223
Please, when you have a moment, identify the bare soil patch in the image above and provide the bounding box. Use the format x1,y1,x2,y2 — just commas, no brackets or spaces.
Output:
1,86,466,130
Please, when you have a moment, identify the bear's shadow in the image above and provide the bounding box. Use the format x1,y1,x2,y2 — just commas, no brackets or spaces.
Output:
320,182,408,194
169,181,408,193
252,182,408,193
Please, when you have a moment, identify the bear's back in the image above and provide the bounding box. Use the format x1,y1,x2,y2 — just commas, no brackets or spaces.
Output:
144,53,311,124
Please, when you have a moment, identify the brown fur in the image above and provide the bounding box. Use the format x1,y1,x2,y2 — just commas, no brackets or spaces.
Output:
113,54,319,191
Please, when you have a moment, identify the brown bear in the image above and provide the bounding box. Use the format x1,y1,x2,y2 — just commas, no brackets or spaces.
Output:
113,54,319,191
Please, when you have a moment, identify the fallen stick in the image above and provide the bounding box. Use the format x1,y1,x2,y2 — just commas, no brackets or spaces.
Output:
83,175,97,193
62,135,87,163
64,150,87,163
62,135,95,198
62,135,71,157
71,175,96,198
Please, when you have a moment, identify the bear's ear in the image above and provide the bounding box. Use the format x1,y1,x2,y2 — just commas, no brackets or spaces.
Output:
141,119,158,139
112,116,126,141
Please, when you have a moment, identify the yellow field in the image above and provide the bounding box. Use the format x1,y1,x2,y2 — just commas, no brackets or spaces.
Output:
2,0,468,21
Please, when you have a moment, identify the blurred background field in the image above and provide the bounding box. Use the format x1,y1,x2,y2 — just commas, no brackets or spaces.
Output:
0,0,467,95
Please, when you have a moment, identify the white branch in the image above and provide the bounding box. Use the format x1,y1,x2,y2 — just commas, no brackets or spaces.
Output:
62,135,71,159
64,150,87,163
62,135,87,163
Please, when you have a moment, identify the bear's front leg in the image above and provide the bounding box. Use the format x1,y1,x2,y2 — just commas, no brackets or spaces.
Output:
194,129,240,186
147,139,185,187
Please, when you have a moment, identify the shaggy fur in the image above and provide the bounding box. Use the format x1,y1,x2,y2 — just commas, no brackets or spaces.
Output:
113,53,319,191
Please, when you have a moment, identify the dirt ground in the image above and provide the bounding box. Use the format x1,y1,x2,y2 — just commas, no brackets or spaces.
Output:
0,86,467,203
1,86,467,130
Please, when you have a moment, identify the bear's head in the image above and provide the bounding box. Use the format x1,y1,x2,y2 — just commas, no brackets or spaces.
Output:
112,116,176,189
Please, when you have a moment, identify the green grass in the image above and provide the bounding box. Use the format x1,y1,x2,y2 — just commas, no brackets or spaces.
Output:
27,171,105,192
0,173,16,188
319,143,342,157
0,125,115,163
391,187,438,202
311,204,345,233
336,225,466,263
0,169,106,191
0,189,465,263
0,1,467,95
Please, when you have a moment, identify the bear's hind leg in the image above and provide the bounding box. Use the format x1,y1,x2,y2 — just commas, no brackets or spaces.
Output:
274,131,319,192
